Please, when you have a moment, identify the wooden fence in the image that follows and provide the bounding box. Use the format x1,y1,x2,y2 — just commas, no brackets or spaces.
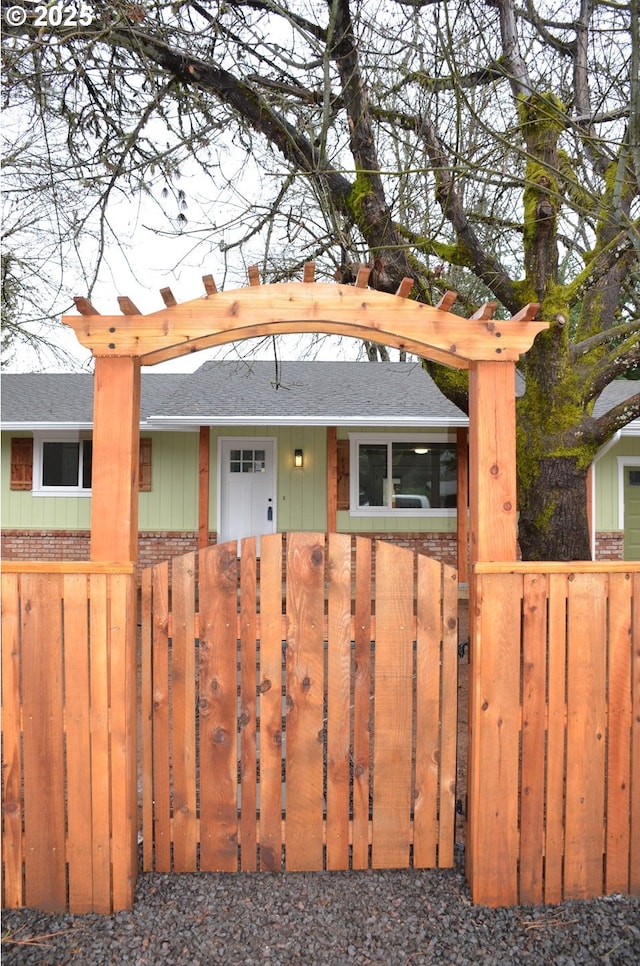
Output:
1,562,138,913
141,533,459,873
467,562,640,907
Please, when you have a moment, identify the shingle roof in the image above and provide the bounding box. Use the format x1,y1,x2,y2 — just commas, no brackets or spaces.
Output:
1,362,638,429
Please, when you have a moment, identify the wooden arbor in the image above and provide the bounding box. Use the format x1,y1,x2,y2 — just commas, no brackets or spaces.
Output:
63,263,547,909
64,263,547,567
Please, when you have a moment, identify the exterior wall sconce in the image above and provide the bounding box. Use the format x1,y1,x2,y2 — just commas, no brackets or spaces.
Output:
294,448,304,468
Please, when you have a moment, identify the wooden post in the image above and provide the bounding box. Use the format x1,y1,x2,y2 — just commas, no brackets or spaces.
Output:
467,361,518,564
199,426,211,549
90,357,141,563
89,356,140,910
466,360,519,905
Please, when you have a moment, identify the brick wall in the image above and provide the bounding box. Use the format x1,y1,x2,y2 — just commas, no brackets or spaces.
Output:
2,528,626,568
594,530,624,561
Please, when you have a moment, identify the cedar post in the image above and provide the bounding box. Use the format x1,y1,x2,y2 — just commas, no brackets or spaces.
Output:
466,359,519,904
467,360,517,564
89,355,140,910
90,356,141,563
326,427,338,533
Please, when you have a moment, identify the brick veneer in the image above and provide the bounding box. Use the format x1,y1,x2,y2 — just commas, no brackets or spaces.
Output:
2,528,625,569
594,530,624,561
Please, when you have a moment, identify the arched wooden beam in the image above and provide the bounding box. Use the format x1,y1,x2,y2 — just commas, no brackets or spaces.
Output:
63,281,546,368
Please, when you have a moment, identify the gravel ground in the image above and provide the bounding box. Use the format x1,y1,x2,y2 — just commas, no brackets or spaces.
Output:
3,848,639,965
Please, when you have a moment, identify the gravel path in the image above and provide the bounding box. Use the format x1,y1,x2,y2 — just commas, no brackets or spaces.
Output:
3,849,639,965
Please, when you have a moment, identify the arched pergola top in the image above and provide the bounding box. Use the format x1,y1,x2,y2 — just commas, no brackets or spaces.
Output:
64,264,547,368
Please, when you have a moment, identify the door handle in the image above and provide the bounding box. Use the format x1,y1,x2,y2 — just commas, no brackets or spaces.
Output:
267,498,273,522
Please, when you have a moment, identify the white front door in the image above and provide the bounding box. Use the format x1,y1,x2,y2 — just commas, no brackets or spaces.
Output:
218,438,277,550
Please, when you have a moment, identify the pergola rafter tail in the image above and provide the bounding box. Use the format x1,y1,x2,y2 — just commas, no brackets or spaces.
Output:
64,265,545,369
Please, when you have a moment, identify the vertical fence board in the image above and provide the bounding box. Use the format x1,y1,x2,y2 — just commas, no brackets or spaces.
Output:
352,538,372,870
372,542,414,869
468,572,522,906
631,573,640,895
171,553,198,872
414,555,442,867
199,544,239,871
285,533,325,871
326,533,352,871
606,572,633,894
565,573,607,898
258,534,284,871
63,573,93,912
151,563,171,871
545,573,568,904
22,574,67,911
89,574,113,912
439,564,459,866
141,568,154,872
109,574,137,911
1,573,23,909
519,573,548,905
239,538,258,871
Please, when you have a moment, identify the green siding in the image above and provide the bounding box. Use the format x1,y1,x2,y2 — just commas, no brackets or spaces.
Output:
138,433,199,530
2,431,198,532
2,434,91,530
595,435,640,531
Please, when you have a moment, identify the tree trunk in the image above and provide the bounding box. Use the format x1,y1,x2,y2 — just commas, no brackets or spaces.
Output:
517,456,592,561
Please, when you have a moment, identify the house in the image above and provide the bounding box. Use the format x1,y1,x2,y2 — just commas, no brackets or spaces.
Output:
2,360,638,566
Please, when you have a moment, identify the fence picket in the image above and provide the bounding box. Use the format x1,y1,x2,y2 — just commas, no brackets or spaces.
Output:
605,572,633,894
1,573,23,908
545,572,568,904
414,555,442,867
141,567,154,872
285,533,325,870
372,541,414,868
352,538,372,870
259,534,284,871
199,544,239,871
240,538,258,871
171,552,198,871
519,572,548,904
438,563,458,865
22,574,66,910
565,573,607,898
151,562,171,871
63,573,93,912
631,573,640,895
326,533,352,870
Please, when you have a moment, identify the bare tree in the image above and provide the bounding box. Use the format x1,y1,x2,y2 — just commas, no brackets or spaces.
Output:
2,0,639,558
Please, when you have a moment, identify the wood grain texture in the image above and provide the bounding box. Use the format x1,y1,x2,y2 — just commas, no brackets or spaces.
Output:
1,573,23,908
239,538,258,871
285,533,325,870
199,544,239,871
62,281,547,367
171,553,198,871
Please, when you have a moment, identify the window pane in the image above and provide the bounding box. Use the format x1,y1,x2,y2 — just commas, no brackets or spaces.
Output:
358,444,388,506
42,441,80,486
82,440,93,489
391,442,457,508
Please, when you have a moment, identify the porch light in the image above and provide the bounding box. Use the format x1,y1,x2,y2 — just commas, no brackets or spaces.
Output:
414,447,429,455
294,448,304,468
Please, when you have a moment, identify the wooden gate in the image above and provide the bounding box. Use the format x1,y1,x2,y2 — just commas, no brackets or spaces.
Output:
141,532,458,873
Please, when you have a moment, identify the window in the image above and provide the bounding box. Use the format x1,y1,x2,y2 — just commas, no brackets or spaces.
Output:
18,434,153,495
34,435,93,495
350,435,457,514
229,448,266,473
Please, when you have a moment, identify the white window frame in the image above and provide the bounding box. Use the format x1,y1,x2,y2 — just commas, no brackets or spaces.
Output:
349,432,457,517
617,456,640,529
32,431,93,496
